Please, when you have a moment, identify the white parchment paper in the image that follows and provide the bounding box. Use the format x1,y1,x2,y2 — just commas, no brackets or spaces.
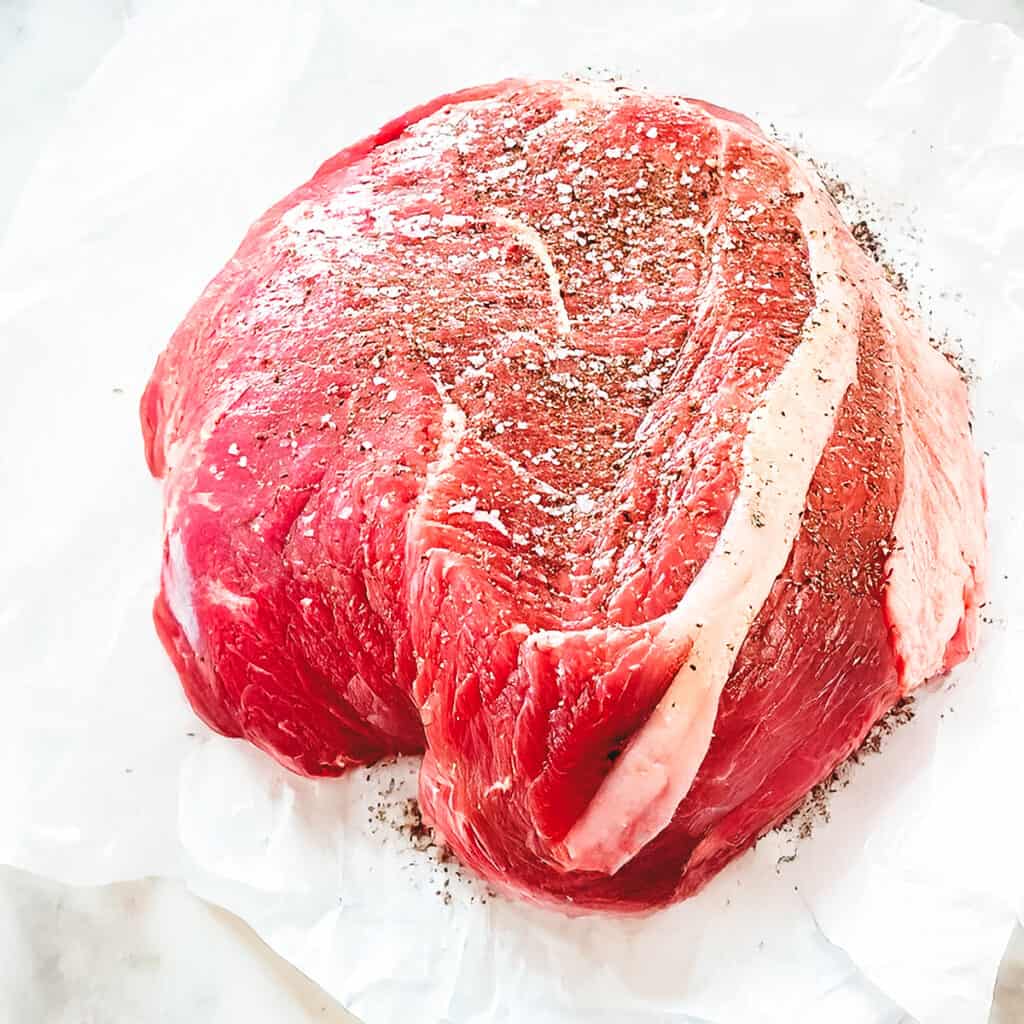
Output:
2,2,1023,1022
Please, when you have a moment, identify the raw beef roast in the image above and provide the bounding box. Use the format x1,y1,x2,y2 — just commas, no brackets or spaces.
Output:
142,79,986,910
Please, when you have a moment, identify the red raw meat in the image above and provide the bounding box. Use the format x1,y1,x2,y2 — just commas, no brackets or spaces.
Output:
142,80,986,911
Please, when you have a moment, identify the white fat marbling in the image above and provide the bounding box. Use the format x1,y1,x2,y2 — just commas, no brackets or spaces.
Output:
560,148,862,875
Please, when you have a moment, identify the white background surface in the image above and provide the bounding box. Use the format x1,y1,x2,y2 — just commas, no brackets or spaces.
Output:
2,1,1024,1022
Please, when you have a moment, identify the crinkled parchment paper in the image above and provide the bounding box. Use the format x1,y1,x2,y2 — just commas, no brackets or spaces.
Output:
2,1,1022,1021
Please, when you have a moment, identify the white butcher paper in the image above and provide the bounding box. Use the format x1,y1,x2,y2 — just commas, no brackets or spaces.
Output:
1,1,1023,1022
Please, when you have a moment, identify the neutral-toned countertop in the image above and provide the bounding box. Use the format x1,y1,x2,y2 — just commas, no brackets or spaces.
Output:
2,2,1021,1022
0,866,358,1023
